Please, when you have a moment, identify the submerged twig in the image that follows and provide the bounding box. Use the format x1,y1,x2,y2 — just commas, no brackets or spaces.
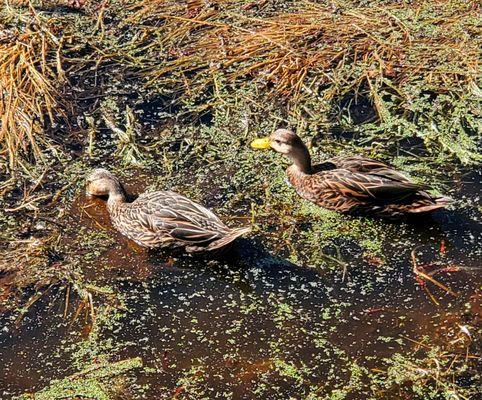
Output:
411,248,458,297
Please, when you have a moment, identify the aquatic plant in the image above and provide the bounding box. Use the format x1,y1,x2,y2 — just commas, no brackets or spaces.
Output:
373,347,477,399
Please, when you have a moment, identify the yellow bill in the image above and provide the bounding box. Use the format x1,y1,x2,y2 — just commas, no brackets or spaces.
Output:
250,137,271,150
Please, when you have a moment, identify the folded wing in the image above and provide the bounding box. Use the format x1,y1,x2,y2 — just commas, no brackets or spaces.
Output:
316,156,413,183
131,191,231,246
318,169,424,203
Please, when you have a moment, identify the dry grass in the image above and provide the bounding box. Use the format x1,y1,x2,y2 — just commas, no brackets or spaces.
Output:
0,3,64,173
127,0,480,105
0,0,479,171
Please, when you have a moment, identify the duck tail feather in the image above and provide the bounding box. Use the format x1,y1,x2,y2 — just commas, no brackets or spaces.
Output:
206,226,251,251
409,195,454,213
435,195,455,206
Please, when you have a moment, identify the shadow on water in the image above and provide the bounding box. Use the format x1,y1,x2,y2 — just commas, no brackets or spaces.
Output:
0,171,480,399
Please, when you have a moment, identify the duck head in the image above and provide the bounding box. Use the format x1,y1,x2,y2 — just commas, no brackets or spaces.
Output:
251,129,312,173
86,168,126,202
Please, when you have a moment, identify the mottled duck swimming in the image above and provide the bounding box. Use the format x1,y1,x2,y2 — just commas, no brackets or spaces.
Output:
85,169,250,252
251,129,452,218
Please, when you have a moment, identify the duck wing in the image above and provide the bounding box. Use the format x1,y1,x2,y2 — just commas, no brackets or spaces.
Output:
329,155,392,171
132,190,230,245
319,169,424,203
315,156,412,183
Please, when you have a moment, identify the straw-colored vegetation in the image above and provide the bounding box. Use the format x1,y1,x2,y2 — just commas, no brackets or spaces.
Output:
121,0,481,163
130,0,479,98
0,0,480,173
0,3,65,173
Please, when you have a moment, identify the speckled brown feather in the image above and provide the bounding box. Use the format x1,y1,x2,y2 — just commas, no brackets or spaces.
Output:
287,156,452,218
106,190,249,252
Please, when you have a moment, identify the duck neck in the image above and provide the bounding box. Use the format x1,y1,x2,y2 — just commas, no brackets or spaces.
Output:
289,144,312,174
107,182,127,208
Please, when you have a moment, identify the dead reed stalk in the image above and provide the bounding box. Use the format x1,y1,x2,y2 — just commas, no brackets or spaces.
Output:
0,5,64,172
128,0,480,105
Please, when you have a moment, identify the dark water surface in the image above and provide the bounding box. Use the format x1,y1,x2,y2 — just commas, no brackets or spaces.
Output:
1,170,480,399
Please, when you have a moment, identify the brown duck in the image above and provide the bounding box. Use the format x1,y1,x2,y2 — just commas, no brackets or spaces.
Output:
251,129,452,218
85,169,250,252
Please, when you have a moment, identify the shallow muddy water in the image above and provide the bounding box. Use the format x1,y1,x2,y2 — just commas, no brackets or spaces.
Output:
1,170,481,399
